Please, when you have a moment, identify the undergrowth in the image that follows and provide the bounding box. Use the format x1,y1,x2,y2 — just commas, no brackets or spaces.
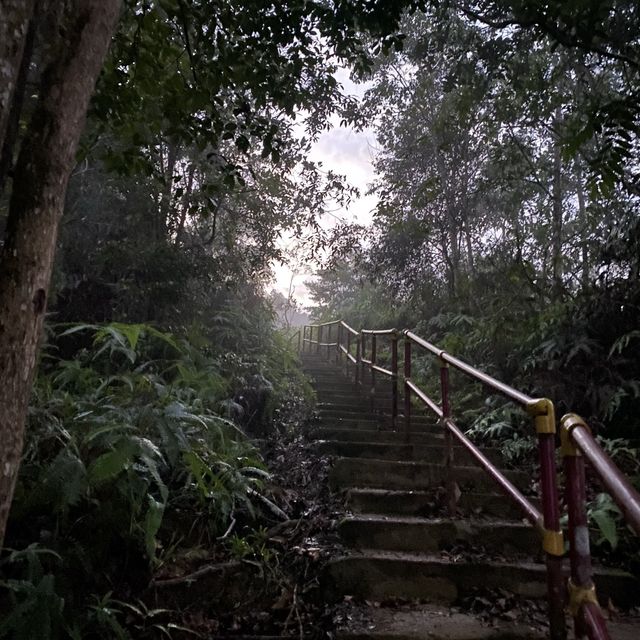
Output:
0,321,313,639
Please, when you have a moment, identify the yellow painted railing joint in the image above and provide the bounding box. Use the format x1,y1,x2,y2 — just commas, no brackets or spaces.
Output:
566,578,599,617
560,413,589,457
526,397,556,434
542,528,565,556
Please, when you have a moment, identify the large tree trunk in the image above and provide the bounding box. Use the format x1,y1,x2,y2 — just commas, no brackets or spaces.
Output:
0,0,39,195
0,0,121,547
575,160,590,292
551,111,564,299
0,1,36,159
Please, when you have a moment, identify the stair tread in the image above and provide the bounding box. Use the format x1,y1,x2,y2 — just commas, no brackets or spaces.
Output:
331,549,635,578
343,514,532,528
348,488,504,497
337,603,548,640
313,428,446,442
333,455,523,474
317,438,497,450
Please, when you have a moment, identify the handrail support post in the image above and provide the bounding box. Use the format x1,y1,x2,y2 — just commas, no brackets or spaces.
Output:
440,359,456,516
561,414,610,640
370,335,377,414
391,331,398,429
527,398,566,640
404,336,411,440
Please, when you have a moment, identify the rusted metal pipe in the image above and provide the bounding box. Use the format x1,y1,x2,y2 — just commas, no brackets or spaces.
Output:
391,333,398,429
572,422,640,536
406,379,442,418
370,335,377,413
440,361,456,516
404,338,411,438
530,401,565,640
345,329,351,376
581,602,611,640
361,333,366,388
404,331,532,406
563,438,606,639
446,419,543,531
340,320,359,336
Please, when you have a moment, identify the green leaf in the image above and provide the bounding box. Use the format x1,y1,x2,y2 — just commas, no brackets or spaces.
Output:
592,510,618,549
143,496,165,559
88,440,136,484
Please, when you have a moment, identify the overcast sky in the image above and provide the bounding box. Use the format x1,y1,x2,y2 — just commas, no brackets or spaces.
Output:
270,71,377,308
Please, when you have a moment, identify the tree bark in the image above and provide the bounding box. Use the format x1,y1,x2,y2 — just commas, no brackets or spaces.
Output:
551,115,564,300
575,160,590,292
0,1,37,173
0,0,121,547
0,1,40,195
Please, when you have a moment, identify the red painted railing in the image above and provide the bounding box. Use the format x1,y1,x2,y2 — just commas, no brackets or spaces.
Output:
302,319,640,640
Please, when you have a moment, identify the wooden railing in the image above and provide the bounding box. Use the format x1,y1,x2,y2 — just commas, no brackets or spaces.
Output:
302,319,640,640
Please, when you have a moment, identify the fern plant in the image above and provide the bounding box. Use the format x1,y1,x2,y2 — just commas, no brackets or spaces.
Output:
2,321,295,639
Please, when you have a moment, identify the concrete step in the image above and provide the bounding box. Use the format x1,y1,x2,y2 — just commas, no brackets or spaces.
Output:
313,385,394,394
312,427,448,445
346,488,538,520
339,515,539,556
318,419,440,433
316,440,502,465
316,416,436,432
318,408,433,422
324,552,639,607
336,603,548,640
307,372,362,394
330,457,529,493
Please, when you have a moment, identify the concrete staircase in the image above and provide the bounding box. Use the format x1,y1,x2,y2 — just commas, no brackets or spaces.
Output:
301,352,640,639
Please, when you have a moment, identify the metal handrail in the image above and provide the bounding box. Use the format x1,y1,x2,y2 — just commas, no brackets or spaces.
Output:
307,320,341,328
301,319,639,640
340,320,359,336
558,413,640,640
446,417,544,532
562,415,640,536
370,364,393,377
361,327,397,335
404,330,532,407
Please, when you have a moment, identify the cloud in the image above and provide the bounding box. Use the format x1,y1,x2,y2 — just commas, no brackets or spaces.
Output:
270,73,378,305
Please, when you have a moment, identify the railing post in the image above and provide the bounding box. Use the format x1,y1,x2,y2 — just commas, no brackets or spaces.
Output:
404,336,411,439
526,399,566,640
440,358,456,516
317,324,322,355
561,414,609,640
346,330,351,377
360,333,366,388
355,334,361,386
370,334,377,413
391,331,398,429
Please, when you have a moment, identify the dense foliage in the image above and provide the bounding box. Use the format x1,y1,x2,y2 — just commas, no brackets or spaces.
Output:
1,319,309,638
1,0,640,635
307,4,640,556
310,6,640,437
